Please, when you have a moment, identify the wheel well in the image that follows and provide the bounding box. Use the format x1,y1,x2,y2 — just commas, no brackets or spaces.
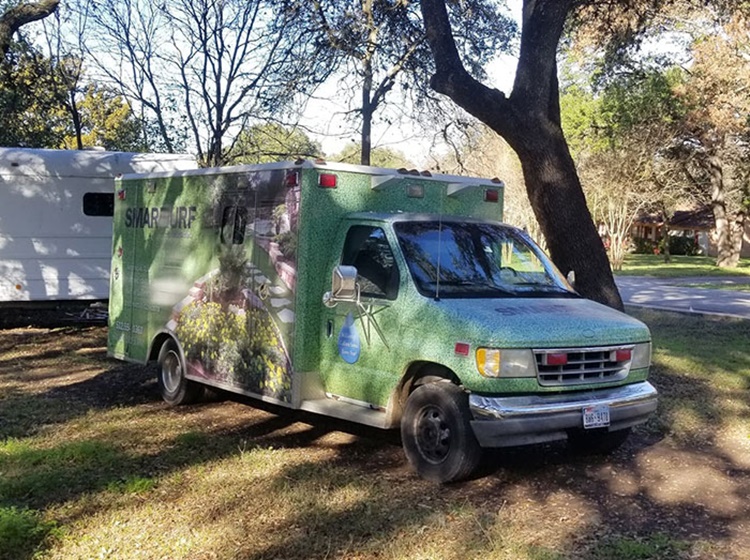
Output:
148,333,175,363
385,361,461,428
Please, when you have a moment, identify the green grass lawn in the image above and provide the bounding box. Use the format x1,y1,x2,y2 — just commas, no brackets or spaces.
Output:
1,315,748,560
616,254,750,278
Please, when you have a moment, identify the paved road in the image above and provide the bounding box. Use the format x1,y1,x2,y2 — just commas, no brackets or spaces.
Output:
616,276,750,319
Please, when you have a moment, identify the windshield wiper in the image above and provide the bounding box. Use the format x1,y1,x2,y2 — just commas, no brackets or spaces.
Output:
441,280,516,297
514,285,579,298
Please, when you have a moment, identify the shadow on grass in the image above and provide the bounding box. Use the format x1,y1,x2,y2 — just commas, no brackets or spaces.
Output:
1,312,749,559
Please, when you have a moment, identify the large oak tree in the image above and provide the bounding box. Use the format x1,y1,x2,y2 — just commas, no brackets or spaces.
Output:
421,0,748,307
421,0,628,308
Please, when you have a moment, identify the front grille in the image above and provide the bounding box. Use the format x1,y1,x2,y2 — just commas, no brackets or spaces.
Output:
534,346,632,387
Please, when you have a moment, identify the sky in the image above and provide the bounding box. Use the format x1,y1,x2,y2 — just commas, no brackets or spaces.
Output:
301,0,523,167
20,0,523,166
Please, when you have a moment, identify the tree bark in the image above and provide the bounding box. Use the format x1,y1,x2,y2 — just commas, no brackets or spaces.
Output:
421,0,623,309
706,155,737,267
0,0,59,58
361,60,373,166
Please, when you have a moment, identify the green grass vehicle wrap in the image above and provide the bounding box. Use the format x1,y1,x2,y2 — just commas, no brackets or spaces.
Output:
108,160,650,413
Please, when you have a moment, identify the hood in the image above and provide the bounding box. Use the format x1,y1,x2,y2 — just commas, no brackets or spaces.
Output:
434,297,650,349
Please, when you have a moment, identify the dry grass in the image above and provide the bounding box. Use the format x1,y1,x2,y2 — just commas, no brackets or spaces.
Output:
1,311,749,560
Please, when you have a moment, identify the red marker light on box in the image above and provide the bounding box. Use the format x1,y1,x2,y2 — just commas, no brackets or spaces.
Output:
485,189,499,203
286,171,299,187
454,342,471,357
318,173,337,188
117,189,126,200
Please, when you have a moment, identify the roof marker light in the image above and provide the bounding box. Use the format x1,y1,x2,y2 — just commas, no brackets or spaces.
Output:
318,173,337,188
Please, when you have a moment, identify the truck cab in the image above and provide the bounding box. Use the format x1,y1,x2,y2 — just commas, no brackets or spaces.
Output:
315,213,655,482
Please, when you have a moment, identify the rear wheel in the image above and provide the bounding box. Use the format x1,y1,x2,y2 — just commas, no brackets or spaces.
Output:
157,339,204,406
401,382,481,483
567,427,631,454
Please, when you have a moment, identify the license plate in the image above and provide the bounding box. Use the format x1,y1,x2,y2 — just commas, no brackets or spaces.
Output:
583,404,610,429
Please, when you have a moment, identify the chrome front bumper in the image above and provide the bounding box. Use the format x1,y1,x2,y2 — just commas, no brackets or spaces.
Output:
468,381,658,448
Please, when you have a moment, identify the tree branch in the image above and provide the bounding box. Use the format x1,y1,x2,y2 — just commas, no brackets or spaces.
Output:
420,0,510,132
513,0,571,115
0,0,59,58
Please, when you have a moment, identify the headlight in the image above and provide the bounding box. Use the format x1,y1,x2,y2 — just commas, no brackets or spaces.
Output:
475,348,535,378
631,342,651,369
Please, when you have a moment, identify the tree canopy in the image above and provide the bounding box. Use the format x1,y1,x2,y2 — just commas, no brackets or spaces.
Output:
229,123,322,165
564,3,750,268
79,0,336,165
312,0,515,165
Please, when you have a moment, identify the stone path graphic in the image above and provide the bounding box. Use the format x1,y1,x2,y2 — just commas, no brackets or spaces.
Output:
166,261,295,333
249,263,295,326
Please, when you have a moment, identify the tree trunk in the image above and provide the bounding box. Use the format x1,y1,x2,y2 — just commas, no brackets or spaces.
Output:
512,124,623,309
659,207,671,264
730,210,747,268
421,0,623,310
360,56,373,166
706,155,736,267
361,100,373,166
69,91,83,150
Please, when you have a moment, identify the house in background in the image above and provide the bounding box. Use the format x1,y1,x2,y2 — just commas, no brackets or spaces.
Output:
631,206,750,257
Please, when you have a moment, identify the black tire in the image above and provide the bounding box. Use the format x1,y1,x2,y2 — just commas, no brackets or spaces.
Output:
401,382,482,483
567,427,631,455
157,339,204,406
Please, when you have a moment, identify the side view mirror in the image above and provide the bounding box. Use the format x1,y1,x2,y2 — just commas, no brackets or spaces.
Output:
323,265,359,307
566,270,576,288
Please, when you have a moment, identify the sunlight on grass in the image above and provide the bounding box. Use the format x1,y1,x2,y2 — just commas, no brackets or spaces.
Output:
617,254,750,277
631,309,750,447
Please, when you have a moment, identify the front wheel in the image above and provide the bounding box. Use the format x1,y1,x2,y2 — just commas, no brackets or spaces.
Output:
401,382,481,483
157,339,204,406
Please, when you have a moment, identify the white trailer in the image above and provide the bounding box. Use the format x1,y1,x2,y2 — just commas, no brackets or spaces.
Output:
0,147,196,304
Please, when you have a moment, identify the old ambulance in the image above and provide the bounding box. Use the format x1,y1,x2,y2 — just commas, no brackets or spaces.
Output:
108,160,657,482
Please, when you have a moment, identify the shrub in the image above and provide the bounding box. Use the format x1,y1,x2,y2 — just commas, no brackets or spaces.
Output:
275,230,297,261
176,301,291,400
631,237,659,254
631,235,700,256
668,235,699,256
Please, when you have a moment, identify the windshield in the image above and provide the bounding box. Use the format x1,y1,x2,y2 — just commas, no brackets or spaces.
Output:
394,221,575,299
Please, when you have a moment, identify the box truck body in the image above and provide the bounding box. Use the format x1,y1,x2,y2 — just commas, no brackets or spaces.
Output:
0,147,196,304
108,160,657,482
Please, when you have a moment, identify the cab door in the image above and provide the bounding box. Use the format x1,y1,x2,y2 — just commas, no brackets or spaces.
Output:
319,224,404,408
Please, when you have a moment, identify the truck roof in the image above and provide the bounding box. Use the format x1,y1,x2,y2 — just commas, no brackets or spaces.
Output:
118,158,503,187
344,212,507,225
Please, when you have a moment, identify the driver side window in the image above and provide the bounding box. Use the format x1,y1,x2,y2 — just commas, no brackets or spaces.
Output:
341,226,399,300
